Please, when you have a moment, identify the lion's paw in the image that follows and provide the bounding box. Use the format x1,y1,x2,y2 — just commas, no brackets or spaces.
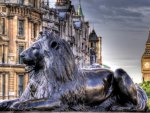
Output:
10,102,29,111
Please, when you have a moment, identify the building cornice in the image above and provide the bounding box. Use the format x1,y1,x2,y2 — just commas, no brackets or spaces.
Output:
0,36,9,42
0,64,25,68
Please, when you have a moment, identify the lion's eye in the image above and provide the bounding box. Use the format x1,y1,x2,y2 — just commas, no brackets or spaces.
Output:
51,41,59,50
32,46,36,49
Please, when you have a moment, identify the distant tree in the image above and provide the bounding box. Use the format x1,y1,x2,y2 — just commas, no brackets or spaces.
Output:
140,81,150,97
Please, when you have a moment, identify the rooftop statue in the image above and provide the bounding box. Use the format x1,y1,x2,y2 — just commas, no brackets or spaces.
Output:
0,31,148,111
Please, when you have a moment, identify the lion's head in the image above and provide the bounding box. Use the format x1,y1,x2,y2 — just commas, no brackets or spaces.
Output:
20,31,77,82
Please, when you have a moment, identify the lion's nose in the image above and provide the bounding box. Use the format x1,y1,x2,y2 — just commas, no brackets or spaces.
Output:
20,52,25,57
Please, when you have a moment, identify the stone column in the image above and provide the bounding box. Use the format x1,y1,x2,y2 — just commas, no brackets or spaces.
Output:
25,18,28,48
8,16,15,64
28,20,32,46
4,44,8,64
14,72,17,98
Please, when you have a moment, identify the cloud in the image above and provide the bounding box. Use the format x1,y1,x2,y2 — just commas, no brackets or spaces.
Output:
99,0,150,8
72,0,150,30
71,0,149,83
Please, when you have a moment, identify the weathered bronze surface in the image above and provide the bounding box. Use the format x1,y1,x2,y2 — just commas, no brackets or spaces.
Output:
0,31,148,111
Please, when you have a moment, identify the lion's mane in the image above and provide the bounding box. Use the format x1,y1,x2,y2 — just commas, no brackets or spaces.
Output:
20,31,85,102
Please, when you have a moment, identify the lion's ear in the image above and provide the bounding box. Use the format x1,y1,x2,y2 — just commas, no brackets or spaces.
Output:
50,41,59,50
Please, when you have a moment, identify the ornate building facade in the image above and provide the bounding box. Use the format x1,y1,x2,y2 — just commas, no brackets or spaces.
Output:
0,0,42,99
56,0,93,67
41,0,59,33
142,30,150,81
0,0,102,99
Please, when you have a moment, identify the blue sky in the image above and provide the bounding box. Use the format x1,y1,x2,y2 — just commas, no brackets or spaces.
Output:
50,0,150,83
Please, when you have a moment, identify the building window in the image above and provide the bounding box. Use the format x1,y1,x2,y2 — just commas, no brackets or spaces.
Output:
0,45,5,64
2,74,5,98
33,0,37,7
93,43,96,48
0,45,2,63
63,25,66,33
32,23,37,38
0,18,5,35
91,42,93,48
2,45,5,64
34,24,37,38
29,0,32,6
18,75,24,97
85,45,87,52
19,0,24,5
91,42,96,49
29,0,37,7
18,46,24,64
18,20,24,36
82,43,84,49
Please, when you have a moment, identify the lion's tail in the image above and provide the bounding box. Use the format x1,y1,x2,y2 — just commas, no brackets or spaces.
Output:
135,84,149,111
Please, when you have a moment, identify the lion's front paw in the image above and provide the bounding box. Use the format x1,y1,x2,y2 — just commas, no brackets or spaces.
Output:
10,102,29,111
110,105,134,111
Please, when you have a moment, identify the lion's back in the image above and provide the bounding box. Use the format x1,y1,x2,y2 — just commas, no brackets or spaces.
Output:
81,68,114,104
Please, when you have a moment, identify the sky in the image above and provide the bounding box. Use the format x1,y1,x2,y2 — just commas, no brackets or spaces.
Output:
50,0,150,83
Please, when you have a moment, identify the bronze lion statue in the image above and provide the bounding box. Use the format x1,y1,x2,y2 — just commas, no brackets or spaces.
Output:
0,31,148,111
